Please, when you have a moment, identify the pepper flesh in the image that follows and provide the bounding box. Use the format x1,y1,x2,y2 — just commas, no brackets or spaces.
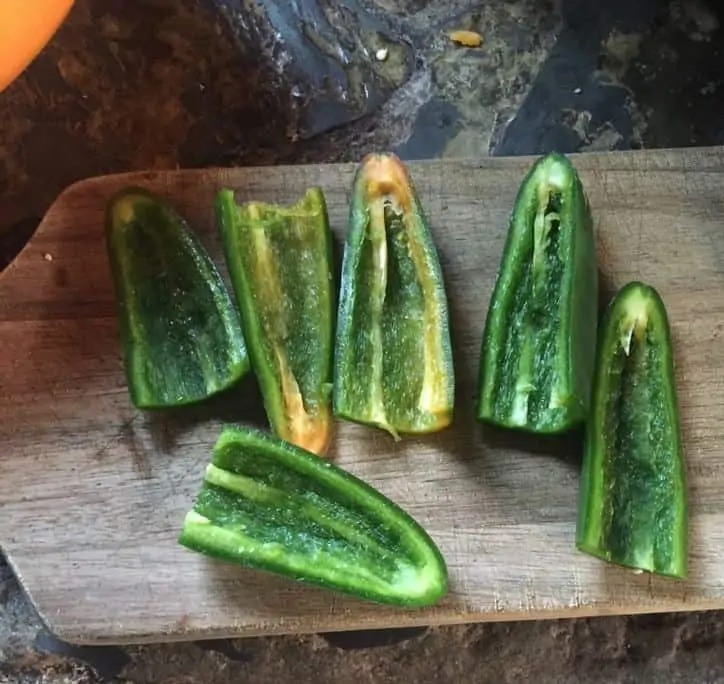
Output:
476,152,597,434
333,153,454,437
215,188,335,455
105,186,249,409
178,425,448,606
576,282,687,578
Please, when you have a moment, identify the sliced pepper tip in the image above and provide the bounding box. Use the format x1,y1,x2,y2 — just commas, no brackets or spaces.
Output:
105,185,249,409
476,150,596,435
530,152,579,195
180,425,449,607
216,185,335,456
335,152,454,438
359,152,414,211
577,279,686,580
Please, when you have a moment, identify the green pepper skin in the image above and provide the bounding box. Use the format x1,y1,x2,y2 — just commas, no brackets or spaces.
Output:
333,153,455,438
215,188,335,456
476,152,597,434
576,282,687,578
105,186,249,409
178,425,448,606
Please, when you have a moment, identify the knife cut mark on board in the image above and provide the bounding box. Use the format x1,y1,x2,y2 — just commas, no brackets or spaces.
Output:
93,414,152,480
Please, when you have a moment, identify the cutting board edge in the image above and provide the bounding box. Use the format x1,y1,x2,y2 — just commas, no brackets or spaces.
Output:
35,596,724,647
6,533,714,647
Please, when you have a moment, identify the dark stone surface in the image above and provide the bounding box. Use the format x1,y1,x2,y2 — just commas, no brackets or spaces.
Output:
3,0,724,681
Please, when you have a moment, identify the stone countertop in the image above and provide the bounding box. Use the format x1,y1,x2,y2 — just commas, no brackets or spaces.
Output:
3,0,724,681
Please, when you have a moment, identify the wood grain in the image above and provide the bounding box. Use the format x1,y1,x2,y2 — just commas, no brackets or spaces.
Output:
2,148,724,645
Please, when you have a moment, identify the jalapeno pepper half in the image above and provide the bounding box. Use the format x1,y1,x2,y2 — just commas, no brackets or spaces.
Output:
576,282,687,578
178,425,448,606
105,186,250,409
215,188,335,455
476,152,598,434
332,153,455,438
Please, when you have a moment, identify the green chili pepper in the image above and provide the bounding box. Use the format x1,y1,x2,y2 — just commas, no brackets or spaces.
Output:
476,152,597,434
333,153,455,438
576,282,687,578
215,188,335,455
105,186,249,409
178,425,448,606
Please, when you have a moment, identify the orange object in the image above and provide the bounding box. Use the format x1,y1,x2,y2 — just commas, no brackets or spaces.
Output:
0,0,75,93
448,30,483,48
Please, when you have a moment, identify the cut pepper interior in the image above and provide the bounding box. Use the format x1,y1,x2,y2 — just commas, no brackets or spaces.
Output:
333,153,455,437
215,188,335,455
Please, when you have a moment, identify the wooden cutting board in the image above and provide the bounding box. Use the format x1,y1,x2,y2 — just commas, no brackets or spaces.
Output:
2,147,724,646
